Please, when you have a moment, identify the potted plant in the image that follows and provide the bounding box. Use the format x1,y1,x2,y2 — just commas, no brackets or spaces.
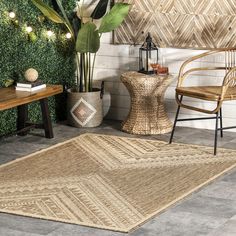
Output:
31,0,130,127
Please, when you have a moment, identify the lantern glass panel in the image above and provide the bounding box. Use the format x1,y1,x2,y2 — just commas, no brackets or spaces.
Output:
138,33,158,74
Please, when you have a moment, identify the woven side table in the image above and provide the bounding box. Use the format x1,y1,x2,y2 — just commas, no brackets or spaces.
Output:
121,71,173,135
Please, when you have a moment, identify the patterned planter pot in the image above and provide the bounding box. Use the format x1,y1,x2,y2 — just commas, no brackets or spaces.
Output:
67,88,103,128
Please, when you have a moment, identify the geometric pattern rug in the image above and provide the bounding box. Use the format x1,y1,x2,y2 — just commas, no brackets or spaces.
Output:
0,133,236,232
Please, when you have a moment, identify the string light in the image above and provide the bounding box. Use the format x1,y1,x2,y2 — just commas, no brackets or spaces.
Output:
6,12,67,43
47,30,54,37
9,11,16,19
26,26,33,33
66,32,72,39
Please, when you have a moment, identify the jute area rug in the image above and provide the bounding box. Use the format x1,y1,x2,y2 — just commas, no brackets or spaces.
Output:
0,134,236,233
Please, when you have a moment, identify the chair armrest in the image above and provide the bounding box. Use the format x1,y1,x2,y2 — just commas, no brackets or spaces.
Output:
222,67,236,87
219,67,236,100
177,49,235,87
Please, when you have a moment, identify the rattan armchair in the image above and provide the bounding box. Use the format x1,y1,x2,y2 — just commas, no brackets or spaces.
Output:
169,48,236,155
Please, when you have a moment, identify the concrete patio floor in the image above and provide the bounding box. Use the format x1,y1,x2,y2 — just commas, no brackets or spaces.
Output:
0,120,235,236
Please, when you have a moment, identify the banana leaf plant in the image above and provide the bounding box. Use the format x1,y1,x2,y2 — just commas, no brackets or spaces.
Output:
31,0,130,92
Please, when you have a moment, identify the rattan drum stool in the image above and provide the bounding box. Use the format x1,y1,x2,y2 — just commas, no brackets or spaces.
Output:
121,71,173,135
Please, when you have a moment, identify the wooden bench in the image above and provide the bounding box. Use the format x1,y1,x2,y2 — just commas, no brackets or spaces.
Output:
0,85,63,138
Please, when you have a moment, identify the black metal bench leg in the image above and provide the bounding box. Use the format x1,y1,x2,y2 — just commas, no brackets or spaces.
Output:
17,104,28,136
40,98,54,139
220,108,223,138
169,95,183,144
214,112,219,155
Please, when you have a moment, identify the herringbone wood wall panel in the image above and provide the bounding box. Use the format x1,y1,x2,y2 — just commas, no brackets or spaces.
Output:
114,0,236,49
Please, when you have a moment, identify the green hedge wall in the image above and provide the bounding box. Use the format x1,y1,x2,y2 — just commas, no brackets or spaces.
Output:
0,0,76,135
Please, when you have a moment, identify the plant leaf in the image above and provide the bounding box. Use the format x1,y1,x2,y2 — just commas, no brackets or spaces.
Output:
31,0,65,23
76,22,100,53
72,12,81,40
55,0,74,37
98,3,130,33
4,79,14,88
91,0,109,20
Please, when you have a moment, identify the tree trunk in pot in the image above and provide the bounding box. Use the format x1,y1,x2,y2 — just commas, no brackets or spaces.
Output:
67,88,103,128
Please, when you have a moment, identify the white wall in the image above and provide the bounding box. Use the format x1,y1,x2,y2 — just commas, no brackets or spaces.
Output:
93,33,236,131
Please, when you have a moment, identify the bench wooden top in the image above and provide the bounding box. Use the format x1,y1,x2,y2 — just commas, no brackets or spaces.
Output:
0,85,63,111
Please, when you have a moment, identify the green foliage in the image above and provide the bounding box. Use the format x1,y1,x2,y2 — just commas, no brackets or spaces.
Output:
76,22,100,53
31,0,64,23
31,0,130,92
0,0,76,135
4,79,15,87
98,3,130,33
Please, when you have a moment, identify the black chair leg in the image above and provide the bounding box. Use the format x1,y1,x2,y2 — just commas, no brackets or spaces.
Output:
220,108,223,138
169,95,183,144
214,112,219,155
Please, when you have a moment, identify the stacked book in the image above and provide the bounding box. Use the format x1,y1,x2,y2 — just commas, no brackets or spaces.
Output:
15,80,46,92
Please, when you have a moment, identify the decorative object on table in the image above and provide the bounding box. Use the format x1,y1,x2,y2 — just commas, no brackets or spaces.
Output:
114,0,236,49
31,0,130,128
15,83,46,92
24,68,39,82
150,63,160,74
17,79,44,88
156,49,169,75
121,71,173,135
15,68,46,92
0,133,236,232
138,33,158,74
169,48,236,155
157,66,169,75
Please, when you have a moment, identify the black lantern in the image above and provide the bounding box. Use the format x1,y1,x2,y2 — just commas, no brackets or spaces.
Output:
139,33,158,74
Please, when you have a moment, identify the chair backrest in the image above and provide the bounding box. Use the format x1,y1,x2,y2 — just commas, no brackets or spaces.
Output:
224,49,236,87
225,49,236,72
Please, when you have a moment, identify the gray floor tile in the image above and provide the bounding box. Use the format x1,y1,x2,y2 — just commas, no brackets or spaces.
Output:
221,170,236,182
129,227,157,236
0,227,42,236
197,180,236,201
231,215,236,220
0,140,48,156
207,219,236,236
0,214,60,235
172,195,236,218
130,211,228,236
48,224,126,236
0,153,19,165
221,140,236,149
